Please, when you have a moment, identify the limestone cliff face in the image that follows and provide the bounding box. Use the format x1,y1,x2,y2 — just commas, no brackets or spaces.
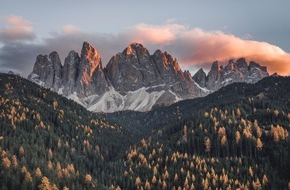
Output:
28,51,63,91
105,43,202,99
75,42,108,97
192,68,206,88
62,50,80,95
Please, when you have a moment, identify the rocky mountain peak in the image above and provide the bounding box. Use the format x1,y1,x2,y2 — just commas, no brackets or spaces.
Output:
80,41,102,70
81,41,95,54
193,58,269,91
76,42,107,96
48,51,63,90
62,50,80,95
192,68,206,88
236,57,248,69
249,61,267,72
183,70,193,81
155,50,181,71
211,61,222,72
28,53,60,90
49,51,61,64
122,43,150,58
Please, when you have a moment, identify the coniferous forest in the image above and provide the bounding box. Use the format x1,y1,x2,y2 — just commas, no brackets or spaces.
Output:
0,73,289,189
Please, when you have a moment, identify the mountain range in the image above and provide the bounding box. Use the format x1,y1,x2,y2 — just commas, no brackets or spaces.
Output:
28,42,269,112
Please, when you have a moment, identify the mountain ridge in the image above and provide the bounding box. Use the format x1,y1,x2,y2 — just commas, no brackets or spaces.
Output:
28,41,269,112
193,58,269,91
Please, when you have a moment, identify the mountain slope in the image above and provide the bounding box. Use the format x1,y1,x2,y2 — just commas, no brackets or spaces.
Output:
115,76,290,132
0,73,134,189
108,76,290,189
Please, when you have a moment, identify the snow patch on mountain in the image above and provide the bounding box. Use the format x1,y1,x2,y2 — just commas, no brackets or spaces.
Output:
193,81,213,94
86,86,166,113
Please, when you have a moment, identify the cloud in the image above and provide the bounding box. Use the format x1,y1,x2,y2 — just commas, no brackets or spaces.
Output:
1,19,290,77
0,15,36,42
177,28,286,63
130,23,186,44
128,24,290,75
62,25,82,35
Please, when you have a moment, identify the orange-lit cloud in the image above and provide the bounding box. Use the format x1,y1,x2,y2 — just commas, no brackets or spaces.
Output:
0,15,35,42
177,28,290,75
131,23,185,44
62,25,81,35
129,23,290,75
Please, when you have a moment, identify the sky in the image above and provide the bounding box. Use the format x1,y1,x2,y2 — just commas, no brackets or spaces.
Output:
0,1,290,76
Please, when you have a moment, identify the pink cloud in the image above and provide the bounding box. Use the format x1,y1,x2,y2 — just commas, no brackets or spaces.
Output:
177,28,290,75
62,25,82,35
0,15,35,42
130,23,185,44
128,24,290,75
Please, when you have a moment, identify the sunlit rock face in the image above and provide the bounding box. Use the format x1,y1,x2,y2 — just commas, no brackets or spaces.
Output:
193,58,269,91
75,42,108,97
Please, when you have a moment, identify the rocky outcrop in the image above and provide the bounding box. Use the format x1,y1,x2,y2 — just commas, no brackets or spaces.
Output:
106,43,158,92
28,52,63,90
76,42,108,97
192,68,206,88
62,50,80,95
49,52,63,91
193,58,269,91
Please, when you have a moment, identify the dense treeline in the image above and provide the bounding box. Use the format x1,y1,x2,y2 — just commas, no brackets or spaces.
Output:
111,76,290,189
0,73,289,189
0,74,133,189
114,106,289,189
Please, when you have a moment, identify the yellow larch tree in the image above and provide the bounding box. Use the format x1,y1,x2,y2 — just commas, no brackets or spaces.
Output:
256,138,263,150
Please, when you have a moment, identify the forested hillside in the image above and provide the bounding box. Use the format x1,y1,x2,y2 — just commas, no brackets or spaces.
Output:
0,73,289,189
108,76,290,189
0,73,133,189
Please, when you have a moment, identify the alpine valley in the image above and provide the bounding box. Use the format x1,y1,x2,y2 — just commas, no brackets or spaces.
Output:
0,42,289,190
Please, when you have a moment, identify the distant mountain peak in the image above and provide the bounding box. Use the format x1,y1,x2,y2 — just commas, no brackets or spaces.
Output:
122,42,149,57
236,57,247,68
249,61,268,72
128,42,144,48
211,61,222,72
192,68,207,88
80,41,102,69
193,58,269,91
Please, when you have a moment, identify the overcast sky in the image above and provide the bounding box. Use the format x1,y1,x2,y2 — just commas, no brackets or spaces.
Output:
1,1,290,76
